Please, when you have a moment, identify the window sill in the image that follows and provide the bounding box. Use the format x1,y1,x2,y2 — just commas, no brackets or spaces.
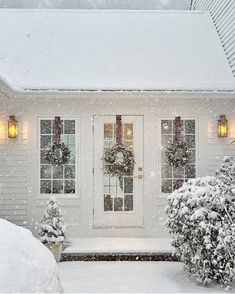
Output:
36,194,80,200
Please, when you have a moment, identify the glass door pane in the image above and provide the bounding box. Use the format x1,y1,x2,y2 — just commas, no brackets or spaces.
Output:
103,122,134,212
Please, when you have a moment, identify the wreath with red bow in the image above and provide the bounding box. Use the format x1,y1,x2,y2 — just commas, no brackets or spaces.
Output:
103,144,135,177
165,117,190,168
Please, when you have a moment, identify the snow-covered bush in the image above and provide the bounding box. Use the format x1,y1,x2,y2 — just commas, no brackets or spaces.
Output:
216,156,235,186
39,197,66,244
0,218,62,293
216,156,235,281
165,172,235,289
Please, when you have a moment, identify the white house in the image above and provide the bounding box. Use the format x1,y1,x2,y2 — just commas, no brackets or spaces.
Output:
0,9,234,239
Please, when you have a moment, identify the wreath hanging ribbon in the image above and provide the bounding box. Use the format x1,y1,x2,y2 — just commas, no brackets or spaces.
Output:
175,116,181,144
103,115,135,178
165,116,190,167
54,116,62,146
44,116,71,165
116,115,122,145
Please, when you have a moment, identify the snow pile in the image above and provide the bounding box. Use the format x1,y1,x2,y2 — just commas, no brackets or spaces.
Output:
166,167,235,288
0,218,62,293
39,196,66,244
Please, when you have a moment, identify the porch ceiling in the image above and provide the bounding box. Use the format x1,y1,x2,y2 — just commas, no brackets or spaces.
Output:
0,9,234,92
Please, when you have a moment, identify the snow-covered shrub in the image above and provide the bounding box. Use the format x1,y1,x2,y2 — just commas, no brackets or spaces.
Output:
39,197,66,244
216,156,235,282
0,218,62,293
165,174,235,289
216,156,235,186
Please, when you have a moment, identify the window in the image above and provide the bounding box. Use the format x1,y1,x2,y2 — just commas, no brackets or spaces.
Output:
40,119,76,194
161,118,196,193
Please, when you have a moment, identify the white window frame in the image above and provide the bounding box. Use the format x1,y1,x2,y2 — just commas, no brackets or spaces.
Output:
157,115,199,198
37,115,79,198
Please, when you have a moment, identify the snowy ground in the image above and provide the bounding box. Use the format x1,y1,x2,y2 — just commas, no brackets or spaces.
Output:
59,261,235,293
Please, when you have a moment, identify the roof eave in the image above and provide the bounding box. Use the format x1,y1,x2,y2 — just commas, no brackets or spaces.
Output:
1,79,234,99
12,88,235,100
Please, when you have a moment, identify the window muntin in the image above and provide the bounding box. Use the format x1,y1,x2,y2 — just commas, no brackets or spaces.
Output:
40,119,76,194
161,119,196,194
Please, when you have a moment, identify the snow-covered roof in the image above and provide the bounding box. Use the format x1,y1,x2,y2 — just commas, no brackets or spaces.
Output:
0,9,234,92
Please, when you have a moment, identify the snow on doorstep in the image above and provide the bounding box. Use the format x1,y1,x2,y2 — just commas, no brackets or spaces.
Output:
0,218,62,293
63,237,174,254
59,261,235,293
0,9,234,92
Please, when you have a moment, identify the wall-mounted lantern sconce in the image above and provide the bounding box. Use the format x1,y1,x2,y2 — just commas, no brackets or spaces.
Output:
8,115,18,138
218,115,228,138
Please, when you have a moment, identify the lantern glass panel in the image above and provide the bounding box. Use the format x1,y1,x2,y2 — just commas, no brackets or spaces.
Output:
8,116,18,138
218,116,228,138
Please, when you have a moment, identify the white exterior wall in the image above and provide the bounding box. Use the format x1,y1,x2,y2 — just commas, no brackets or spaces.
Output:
0,98,29,227
0,93,235,237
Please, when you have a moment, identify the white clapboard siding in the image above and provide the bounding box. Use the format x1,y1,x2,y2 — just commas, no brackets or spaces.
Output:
0,119,28,226
208,134,235,176
192,0,235,76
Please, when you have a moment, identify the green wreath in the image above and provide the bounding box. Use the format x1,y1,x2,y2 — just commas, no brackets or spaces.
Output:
165,141,190,167
103,144,135,177
44,142,71,165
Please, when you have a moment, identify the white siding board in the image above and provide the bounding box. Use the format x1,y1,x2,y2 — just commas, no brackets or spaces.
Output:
0,172,27,177
0,198,27,204
0,179,27,184
0,113,28,226
0,183,27,188
0,210,27,216
10,220,26,225
0,204,27,210
3,215,26,221
0,160,27,165
0,166,27,172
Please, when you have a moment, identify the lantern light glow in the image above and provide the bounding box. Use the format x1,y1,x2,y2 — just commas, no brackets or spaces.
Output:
217,115,228,138
8,115,18,139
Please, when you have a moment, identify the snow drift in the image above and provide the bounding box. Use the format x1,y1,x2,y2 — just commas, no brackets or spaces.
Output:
0,218,62,293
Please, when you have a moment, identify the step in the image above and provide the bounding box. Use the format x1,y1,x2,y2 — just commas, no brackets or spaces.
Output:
61,237,176,262
61,252,178,262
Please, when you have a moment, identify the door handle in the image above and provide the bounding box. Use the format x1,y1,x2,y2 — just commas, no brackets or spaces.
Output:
133,175,143,179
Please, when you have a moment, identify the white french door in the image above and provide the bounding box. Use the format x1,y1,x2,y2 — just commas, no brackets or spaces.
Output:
93,115,144,227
